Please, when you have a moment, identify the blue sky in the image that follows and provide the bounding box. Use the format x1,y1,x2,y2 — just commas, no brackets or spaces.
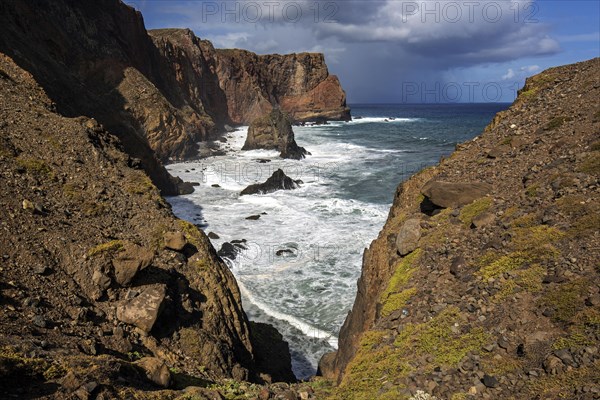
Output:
126,0,599,103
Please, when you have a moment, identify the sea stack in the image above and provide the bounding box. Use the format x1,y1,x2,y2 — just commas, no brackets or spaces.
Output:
243,109,308,160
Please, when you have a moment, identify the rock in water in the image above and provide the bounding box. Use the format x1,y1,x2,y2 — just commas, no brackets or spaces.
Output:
243,109,308,159
240,169,302,196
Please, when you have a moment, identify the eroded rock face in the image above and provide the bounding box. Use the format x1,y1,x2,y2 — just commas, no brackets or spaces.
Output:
240,169,302,196
0,31,296,399
243,109,308,159
213,49,351,124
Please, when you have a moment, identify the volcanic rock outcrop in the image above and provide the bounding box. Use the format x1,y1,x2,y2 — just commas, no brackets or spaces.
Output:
243,109,308,159
241,169,303,196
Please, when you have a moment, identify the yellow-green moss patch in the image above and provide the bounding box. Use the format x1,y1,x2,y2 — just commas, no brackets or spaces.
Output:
525,184,540,198
381,249,422,299
493,264,545,301
479,252,530,280
578,153,600,175
126,172,157,195
87,240,125,257
380,288,417,317
16,157,54,179
177,219,203,249
334,330,411,400
541,280,588,323
393,307,489,370
459,197,492,226
544,116,572,131
525,360,600,398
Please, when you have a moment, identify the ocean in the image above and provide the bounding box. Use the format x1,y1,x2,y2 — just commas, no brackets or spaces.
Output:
166,103,509,379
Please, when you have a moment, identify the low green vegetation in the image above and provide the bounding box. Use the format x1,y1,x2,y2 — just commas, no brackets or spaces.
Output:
381,249,421,299
394,307,490,366
478,224,563,281
333,330,411,400
544,116,572,131
177,219,203,249
578,153,600,175
380,249,421,317
525,360,600,398
525,184,540,198
87,240,125,257
16,156,54,179
125,171,167,208
0,347,66,381
380,288,417,317
459,197,492,226
479,252,531,280
494,264,545,301
541,280,588,323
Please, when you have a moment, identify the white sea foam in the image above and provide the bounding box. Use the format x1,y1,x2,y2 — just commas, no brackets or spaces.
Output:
166,119,394,377
234,273,339,349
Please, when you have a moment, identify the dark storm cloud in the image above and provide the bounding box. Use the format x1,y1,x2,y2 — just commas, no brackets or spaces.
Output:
130,0,561,102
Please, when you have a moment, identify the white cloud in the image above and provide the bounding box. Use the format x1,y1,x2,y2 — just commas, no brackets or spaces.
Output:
521,65,540,72
502,68,516,80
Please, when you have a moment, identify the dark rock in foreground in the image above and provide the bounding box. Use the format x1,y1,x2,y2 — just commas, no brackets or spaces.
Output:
240,169,302,196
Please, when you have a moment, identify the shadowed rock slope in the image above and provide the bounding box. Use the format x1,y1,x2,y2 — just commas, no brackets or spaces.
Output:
317,58,600,399
0,52,298,399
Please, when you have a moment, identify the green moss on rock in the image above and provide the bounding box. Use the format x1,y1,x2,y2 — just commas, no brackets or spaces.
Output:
459,197,492,226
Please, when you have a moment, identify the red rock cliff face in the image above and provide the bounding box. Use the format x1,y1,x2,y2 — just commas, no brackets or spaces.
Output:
213,48,351,124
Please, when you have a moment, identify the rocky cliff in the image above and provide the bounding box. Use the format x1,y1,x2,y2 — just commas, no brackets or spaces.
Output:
0,0,349,193
149,29,350,125
318,58,600,399
0,50,305,398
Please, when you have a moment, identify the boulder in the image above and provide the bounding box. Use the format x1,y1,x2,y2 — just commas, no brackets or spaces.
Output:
395,219,421,256
317,351,338,380
421,180,492,209
217,242,241,261
112,243,154,286
240,169,302,196
487,144,510,159
471,212,495,229
163,231,186,251
449,255,466,276
135,357,171,388
116,284,166,333
243,109,308,159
